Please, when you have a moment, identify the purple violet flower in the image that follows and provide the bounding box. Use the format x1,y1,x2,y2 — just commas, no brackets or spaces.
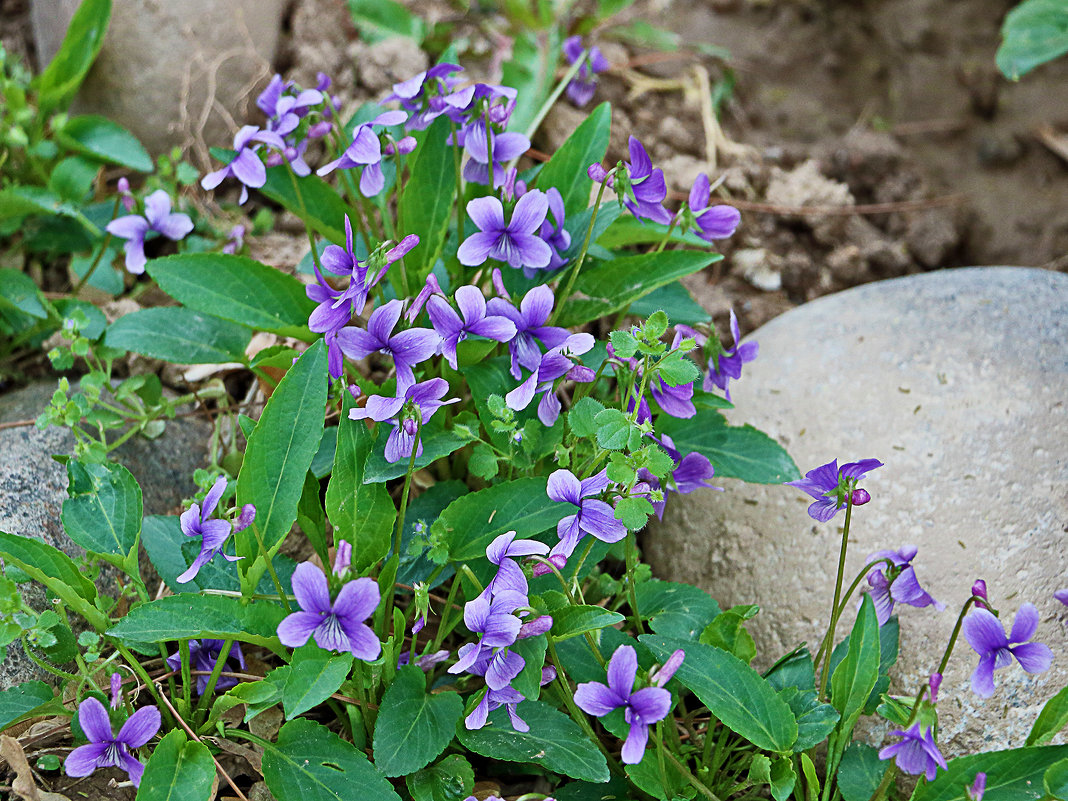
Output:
545,469,627,564
685,173,741,242
277,562,381,659
448,588,527,677
201,125,285,204
877,723,947,781
486,530,549,597
461,118,530,188
316,110,408,196
539,187,571,271
457,191,553,272
972,579,990,610
621,136,672,225
383,63,464,130
649,649,685,688
465,662,556,733
444,83,518,132
177,476,240,584
487,283,571,379
166,639,245,695
505,334,596,427
336,299,438,391
968,772,987,801
563,36,609,107
638,433,721,519
105,189,193,275
222,224,245,255
864,545,944,626
64,697,161,787
962,602,1052,697
702,310,758,401
427,285,518,370
348,378,460,463
785,458,883,523
1055,589,1068,607
116,177,135,212
574,644,673,764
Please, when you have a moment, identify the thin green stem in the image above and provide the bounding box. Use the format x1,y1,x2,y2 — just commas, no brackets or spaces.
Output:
72,218,116,297
654,216,680,253
194,638,235,720
178,639,193,716
483,109,495,193
624,532,644,635
287,164,322,272
114,642,175,727
519,48,589,148
449,120,466,253
20,636,79,681
429,574,462,653
813,557,896,674
249,522,291,614
548,173,612,326
384,423,420,634
818,498,854,701
867,764,896,801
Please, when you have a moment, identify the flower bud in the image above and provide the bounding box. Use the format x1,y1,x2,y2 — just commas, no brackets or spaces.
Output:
928,672,942,703
851,488,871,506
587,163,608,182
110,672,123,709
333,540,352,575
971,579,988,609
233,504,257,532
968,772,986,801
265,151,284,167
650,649,685,687
518,614,553,639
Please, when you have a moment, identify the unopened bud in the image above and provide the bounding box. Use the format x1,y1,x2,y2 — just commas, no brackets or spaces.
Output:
233,504,257,532
650,649,685,687
110,673,122,709
587,163,608,182
518,615,553,639
928,672,942,703
851,488,871,506
971,579,988,609
333,540,352,575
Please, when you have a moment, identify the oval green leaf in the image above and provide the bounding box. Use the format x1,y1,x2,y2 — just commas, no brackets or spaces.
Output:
373,665,464,777
58,115,153,172
104,307,252,364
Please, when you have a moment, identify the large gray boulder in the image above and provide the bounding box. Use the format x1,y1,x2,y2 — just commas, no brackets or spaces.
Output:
31,0,286,155
646,267,1068,757
0,381,211,688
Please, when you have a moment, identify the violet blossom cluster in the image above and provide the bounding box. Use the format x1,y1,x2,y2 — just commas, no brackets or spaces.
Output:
448,531,554,732
563,36,609,107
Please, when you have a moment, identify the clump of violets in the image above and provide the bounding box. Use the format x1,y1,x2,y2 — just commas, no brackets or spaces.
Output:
427,285,518,370
563,35,609,107
785,457,883,522
616,136,671,225
680,173,741,242
864,545,944,626
877,723,947,781
277,562,381,659
963,602,1052,697
105,189,193,274
574,644,676,764
317,109,412,196
64,697,161,787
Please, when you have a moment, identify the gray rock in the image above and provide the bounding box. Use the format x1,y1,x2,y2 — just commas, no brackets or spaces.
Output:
31,0,286,155
647,267,1068,757
0,381,211,687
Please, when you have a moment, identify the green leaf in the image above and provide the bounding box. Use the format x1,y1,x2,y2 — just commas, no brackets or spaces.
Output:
778,687,838,752
1045,758,1068,800
467,442,499,480
748,754,796,801
326,396,395,570
536,102,611,216
258,167,354,244
836,742,884,801
559,250,721,327
636,579,721,640
551,605,626,641
700,604,757,662
658,408,801,483
1029,685,1068,745
593,408,632,451
399,116,456,286
441,478,569,562
996,0,1068,80
283,647,353,719
147,254,316,337
0,531,103,629
49,156,100,202
511,635,548,701
61,460,141,558
599,216,711,249
0,269,50,319
236,341,327,563
640,635,797,752
373,665,464,777
406,755,474,801
0,186,99,234
34,0,111,113
568,397,605,438
912,745,1068,801
347,0,424,42
57,115,152,172
0,681,55,731
107,594,285,649
104,307,252,364
263,718,401,801
829,595,880,737
457,700,609,783
135,729,216,801
630,282,713,325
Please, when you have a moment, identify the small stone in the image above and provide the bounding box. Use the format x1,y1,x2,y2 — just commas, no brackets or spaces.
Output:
906,208,960,268
733,248,782,292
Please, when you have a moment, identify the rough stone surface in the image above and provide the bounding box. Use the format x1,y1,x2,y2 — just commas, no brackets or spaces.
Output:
31,0,285,155
646,267,1068,757
0,381,211,687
